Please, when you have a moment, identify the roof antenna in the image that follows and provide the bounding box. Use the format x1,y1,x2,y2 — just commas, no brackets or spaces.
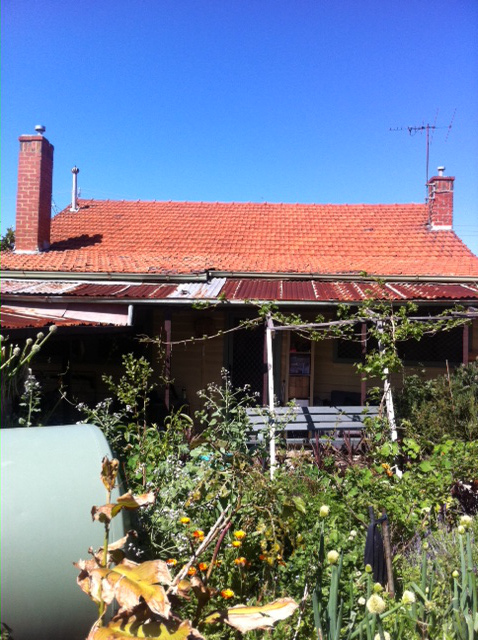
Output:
389,109,456,202
70,166,80,212
34,124,46,135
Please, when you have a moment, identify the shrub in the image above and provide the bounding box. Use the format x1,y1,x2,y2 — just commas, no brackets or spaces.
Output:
395,361,478,444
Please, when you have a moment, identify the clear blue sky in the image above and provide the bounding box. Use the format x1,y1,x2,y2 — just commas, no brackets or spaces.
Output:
2,0,477,254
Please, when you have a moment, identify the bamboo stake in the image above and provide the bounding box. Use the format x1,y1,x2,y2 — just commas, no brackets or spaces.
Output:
381,509,395,598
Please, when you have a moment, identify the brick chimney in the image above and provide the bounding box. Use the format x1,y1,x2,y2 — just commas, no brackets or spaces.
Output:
427,167,454,230
15,132,54,252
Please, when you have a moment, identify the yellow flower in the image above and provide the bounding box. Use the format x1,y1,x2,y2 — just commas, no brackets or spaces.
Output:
166,558,177,566
366,594,386,615
319,505,330,518
198,562,209,571
232,540,242,547
220,588,235,599
193,530,205,539
234,530,246,540
234,557,247,566
381,463,393,477
188,566,197,576
180,516,190,524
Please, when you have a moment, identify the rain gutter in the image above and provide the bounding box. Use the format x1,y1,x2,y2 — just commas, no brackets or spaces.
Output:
2,295,476,309
0,270,210,283
1,270,477,285
209,271,478,284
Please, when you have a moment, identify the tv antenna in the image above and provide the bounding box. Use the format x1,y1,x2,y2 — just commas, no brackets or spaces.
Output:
390,109,456,200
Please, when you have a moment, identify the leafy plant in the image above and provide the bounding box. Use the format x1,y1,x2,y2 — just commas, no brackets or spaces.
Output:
76,457,298,639
0,327,57,427
395,362,478,445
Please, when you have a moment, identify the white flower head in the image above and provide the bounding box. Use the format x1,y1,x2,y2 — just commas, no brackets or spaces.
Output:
319,505,330,518
366,594,386,615
327,550,339,565
457,525,466,535
374,633,390,640
402,590,416,605
459,515,473,530
349,529,357,538
358,596,366,606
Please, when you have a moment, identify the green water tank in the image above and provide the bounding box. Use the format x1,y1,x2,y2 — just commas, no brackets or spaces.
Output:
1,424,127,640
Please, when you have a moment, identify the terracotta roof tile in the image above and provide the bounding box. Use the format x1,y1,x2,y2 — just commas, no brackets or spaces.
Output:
2,200,477,277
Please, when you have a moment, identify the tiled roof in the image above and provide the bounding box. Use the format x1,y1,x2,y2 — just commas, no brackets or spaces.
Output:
2,199,478,277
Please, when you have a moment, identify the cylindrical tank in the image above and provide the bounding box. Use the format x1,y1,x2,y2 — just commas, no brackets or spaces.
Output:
1,425,127,640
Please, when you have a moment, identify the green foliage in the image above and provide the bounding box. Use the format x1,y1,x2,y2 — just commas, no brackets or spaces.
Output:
77,457,298,639
0,327,57,427
395,362,478,444
195,368,260,454
0,227,15,251
72,342,477,638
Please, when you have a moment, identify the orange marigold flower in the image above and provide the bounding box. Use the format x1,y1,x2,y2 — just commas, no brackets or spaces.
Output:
231,540,242,547
259,554,266,561
234,557,247,566
233,530,246,540
198,562,209,571
180,516,190,524
220,588,235,599
192,530,205,538
188,566,197,576
381,463,393,477
166,558,177,566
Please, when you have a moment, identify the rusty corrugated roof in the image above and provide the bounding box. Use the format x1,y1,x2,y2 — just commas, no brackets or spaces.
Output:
0,307,116,330
2,279,478,305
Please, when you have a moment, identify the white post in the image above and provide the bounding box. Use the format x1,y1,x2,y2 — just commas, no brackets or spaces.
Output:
377,320,402,478
266,315,276,480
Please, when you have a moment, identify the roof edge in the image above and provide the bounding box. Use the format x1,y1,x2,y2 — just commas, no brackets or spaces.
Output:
1,269,478,285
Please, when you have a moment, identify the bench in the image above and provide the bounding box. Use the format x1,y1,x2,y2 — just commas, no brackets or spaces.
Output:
245,405,380,447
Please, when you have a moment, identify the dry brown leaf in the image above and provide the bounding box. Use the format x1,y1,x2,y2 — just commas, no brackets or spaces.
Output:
101,457,119,492
205,597,298,633
92,503,115,523
189,576,210,607
115,491,156,511
88,617,203,639
90,560,171,617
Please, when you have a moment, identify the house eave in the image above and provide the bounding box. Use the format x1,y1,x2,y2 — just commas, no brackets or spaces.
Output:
1,268,478,285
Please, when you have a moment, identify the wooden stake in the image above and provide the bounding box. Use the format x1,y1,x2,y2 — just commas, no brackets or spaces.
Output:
381,509,395,597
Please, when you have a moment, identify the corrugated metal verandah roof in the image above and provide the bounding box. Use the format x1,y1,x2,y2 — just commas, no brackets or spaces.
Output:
2,278,478,302
2,278,477,330
0,307,118,330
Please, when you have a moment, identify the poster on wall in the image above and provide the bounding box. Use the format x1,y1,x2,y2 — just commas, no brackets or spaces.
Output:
289,353,310,376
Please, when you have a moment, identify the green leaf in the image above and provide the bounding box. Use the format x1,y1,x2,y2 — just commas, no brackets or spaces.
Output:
292,496,307,514
419,460,433,473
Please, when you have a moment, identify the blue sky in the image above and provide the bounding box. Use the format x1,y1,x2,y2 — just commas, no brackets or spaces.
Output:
2,0,477,254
